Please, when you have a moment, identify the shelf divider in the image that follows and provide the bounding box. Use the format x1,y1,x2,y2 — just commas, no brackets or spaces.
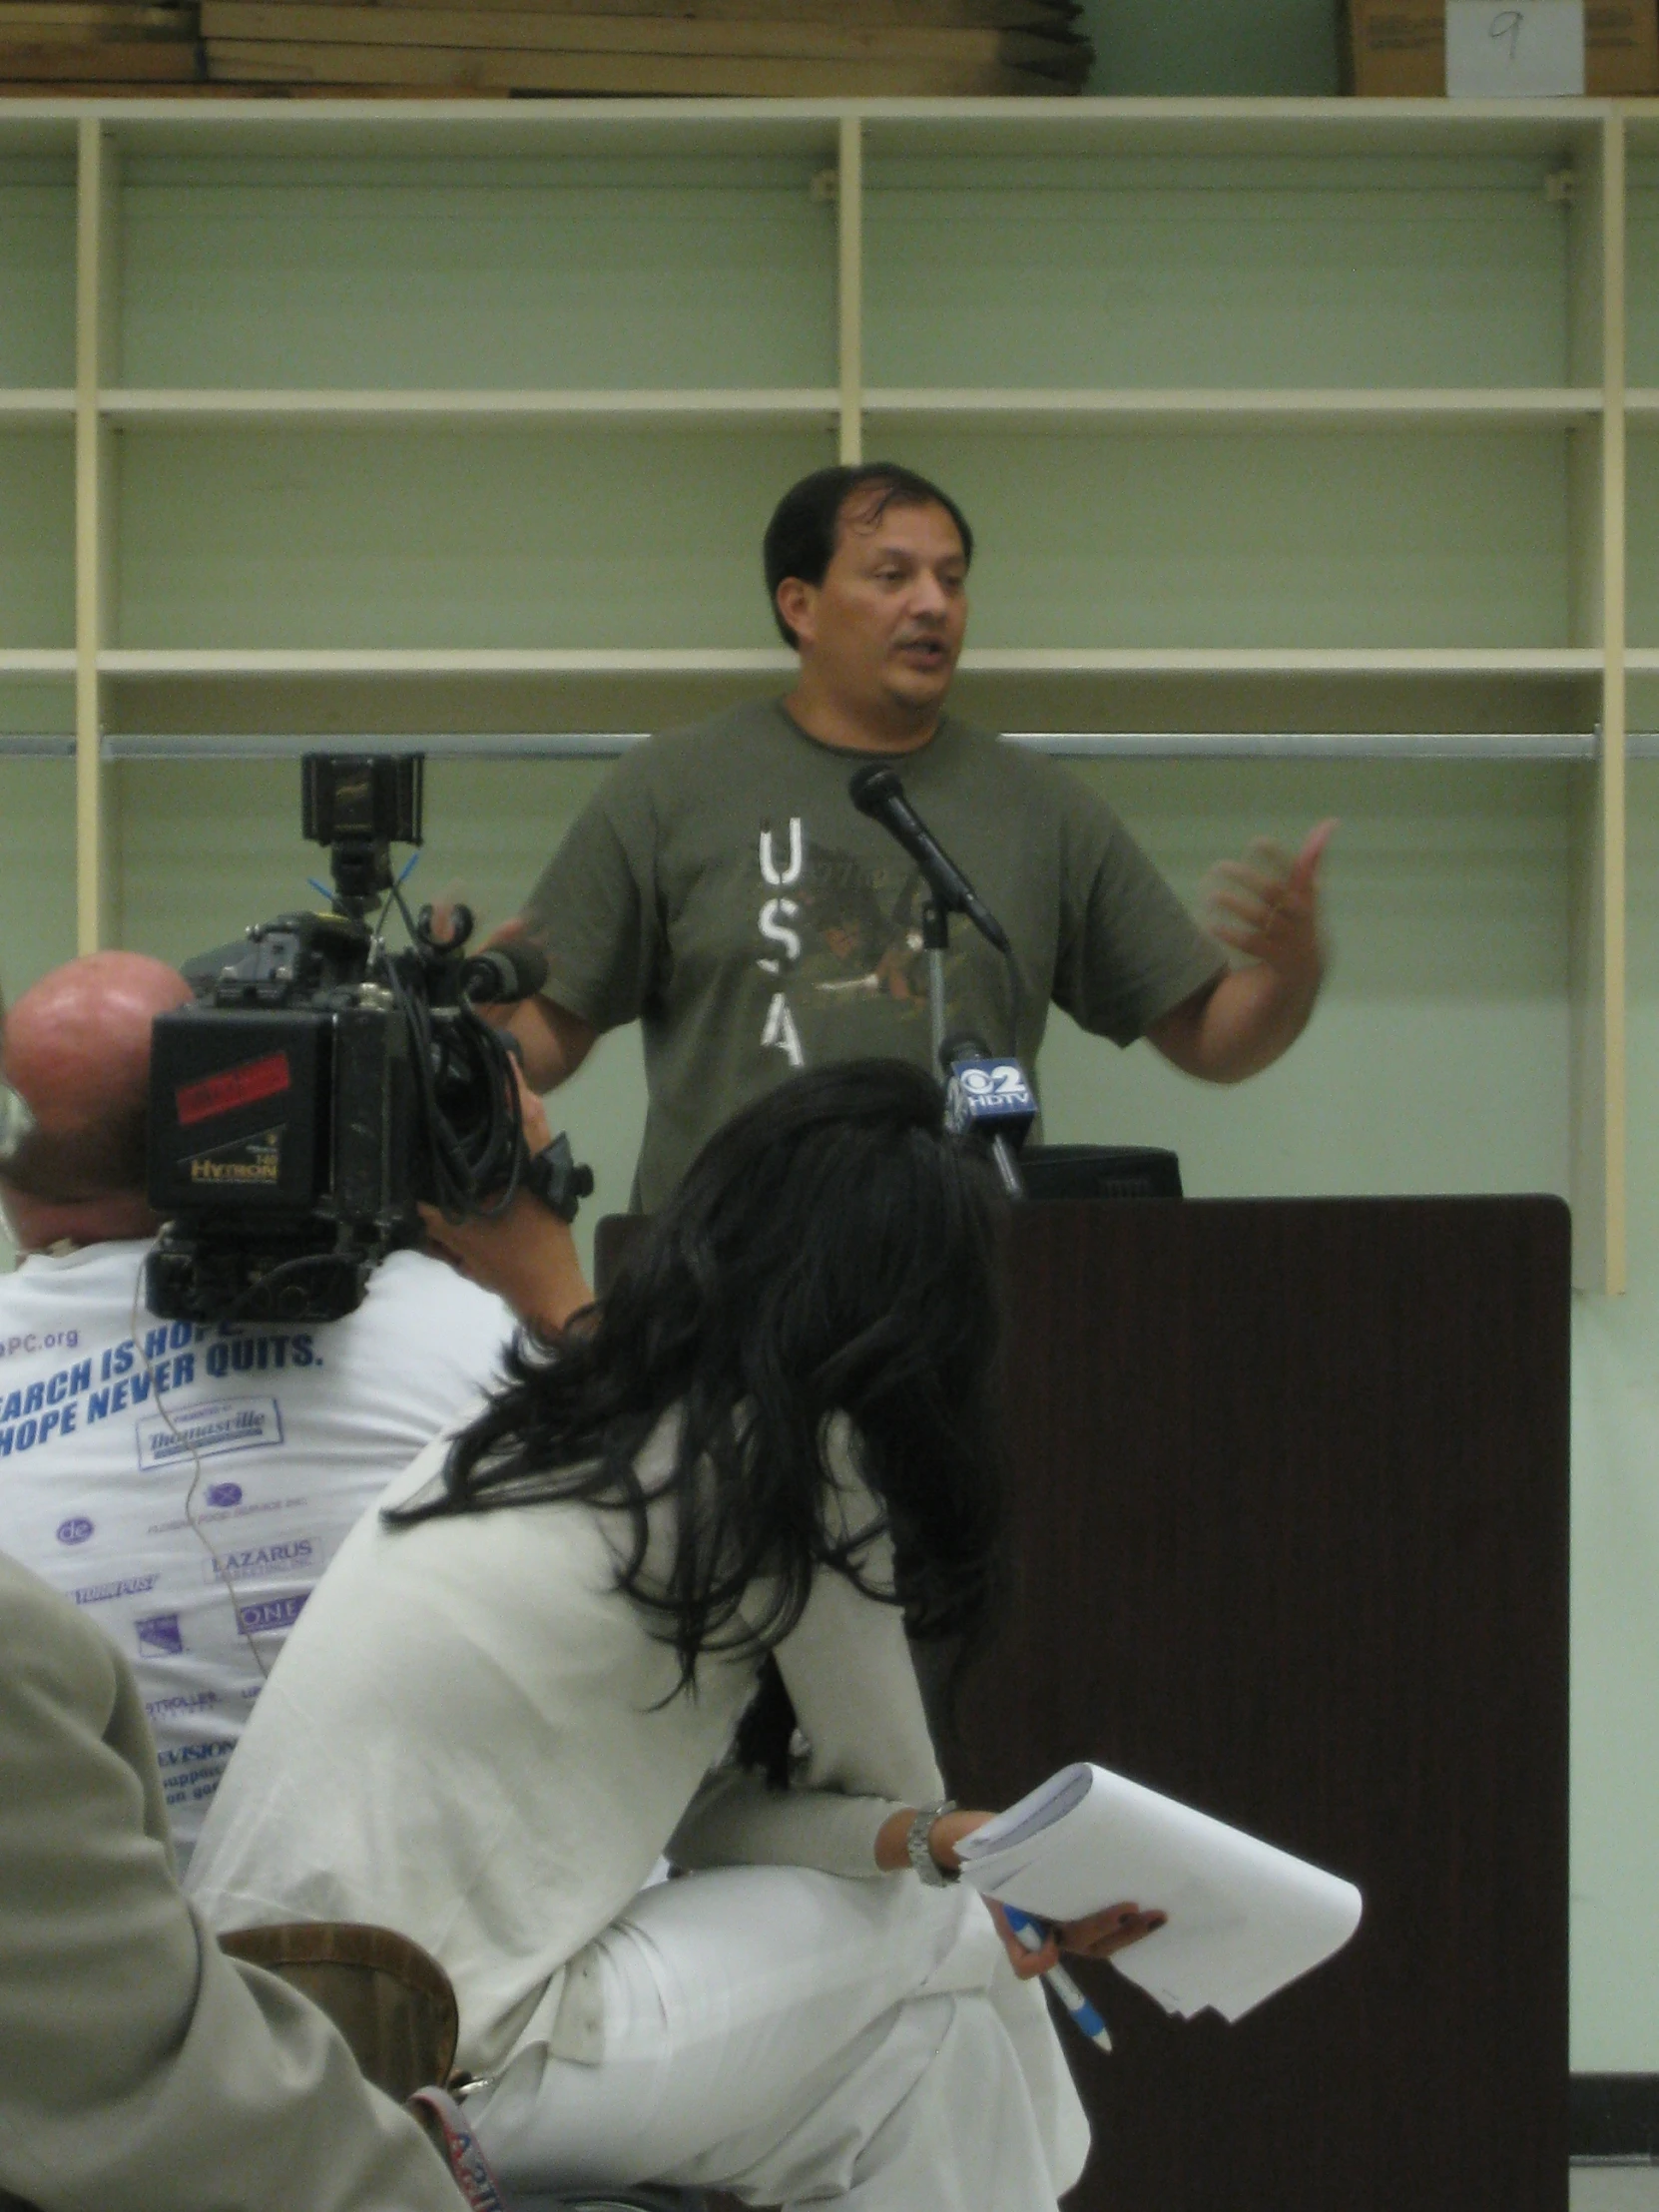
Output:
0,390,76,425
74,115,119,960
77,729,1606,764
92,646,1602,679
863,389,1605,431
97,388,841,426
837,113,861,466
1565,112,1628,1295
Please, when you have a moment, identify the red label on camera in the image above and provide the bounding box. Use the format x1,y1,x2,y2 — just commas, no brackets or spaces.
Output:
175,1051,291,1128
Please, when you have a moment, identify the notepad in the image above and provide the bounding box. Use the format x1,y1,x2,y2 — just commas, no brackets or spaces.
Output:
955,1763,1363,2024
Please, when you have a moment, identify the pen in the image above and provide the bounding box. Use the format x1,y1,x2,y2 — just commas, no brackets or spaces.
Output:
1001,1905,1113,2052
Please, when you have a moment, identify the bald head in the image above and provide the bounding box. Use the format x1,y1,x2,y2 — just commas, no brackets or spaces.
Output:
0,951,192,1251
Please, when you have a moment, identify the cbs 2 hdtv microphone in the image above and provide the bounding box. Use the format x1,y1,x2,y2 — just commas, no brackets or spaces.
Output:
145,754,591,1327
940,1033,1035,1200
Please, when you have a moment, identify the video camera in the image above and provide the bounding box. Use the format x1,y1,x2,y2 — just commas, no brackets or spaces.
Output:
144,753,591,1325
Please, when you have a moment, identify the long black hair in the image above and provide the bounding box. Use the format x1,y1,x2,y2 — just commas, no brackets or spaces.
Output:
388,1060,1010,1745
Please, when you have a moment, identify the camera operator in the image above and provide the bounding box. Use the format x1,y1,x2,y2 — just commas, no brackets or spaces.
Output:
0,949,564,1865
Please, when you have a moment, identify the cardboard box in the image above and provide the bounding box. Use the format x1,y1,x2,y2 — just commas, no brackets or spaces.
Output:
1342,0,1659,93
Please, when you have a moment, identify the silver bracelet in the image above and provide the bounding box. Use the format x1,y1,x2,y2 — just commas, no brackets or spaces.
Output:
906,1798,959,1887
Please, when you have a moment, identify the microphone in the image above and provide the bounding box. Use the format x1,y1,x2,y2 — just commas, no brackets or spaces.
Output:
460,940,550,1006
848,765,1011,954
940,1033,1033,1200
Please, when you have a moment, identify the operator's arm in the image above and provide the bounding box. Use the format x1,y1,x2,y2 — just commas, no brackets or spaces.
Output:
0,1555,463,2212
1146,822,1334,1084
419,1067,594,1332
507,990,597,1094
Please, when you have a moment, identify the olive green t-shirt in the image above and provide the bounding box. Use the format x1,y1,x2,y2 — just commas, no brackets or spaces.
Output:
521,699,1224,1212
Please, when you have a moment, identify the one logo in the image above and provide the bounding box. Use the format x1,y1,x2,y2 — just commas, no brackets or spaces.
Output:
136,1612,184,1657
205,1481,244,1508
55,1516,94,1545
237,1591,308,1636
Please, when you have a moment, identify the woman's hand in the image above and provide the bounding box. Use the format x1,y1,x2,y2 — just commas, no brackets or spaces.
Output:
875,1807,1168,1981
986,1897,1168,1981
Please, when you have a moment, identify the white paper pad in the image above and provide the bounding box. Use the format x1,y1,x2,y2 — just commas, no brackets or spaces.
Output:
955,1762,1363,2023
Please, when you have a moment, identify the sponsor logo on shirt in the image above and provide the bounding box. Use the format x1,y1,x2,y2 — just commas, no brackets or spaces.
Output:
204,1534,317,1585
1,1334,194,1461
145,1689,219,1720
156,1738,238,1770
136,1394,283,1473
72,1572,161,1606
56,1516,94,1545
136,1611,184,1656
205,1481,244,1507
1,1328,79,1360
237,1591,308,1636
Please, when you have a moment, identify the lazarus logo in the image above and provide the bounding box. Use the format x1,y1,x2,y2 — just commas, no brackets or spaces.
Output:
206,1534,317,1585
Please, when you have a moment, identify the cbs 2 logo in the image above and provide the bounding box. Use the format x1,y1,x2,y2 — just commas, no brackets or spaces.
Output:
958,1064,1034,1108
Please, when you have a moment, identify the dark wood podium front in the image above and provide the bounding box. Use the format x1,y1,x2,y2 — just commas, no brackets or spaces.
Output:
597,1195,1571,2212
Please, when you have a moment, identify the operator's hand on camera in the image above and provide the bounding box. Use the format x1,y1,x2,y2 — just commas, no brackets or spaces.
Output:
511,1059,554,1156
419,1192,592,1339
473,918,598,1092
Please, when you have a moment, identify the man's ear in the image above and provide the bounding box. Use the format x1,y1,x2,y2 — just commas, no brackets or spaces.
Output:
776,577,816,650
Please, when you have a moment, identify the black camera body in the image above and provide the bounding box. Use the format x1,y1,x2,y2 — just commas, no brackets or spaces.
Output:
145,755,588,1326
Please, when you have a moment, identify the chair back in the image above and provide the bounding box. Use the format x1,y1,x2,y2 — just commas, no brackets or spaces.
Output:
223,1923,714,2212
220,1920,458,2102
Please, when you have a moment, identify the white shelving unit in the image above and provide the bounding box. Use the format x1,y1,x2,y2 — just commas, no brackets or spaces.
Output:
0,94,1652,1284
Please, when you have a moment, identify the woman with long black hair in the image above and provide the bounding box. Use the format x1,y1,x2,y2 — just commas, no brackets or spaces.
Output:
188,1060,1161,2209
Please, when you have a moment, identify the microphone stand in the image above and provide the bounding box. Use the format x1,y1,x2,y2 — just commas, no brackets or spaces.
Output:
922,896,951,1077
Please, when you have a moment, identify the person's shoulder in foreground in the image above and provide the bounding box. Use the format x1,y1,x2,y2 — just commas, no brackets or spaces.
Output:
0,1546,463,2212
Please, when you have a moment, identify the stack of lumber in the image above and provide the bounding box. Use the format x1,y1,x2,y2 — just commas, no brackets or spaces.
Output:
200,0,1093,96
0,0,204,88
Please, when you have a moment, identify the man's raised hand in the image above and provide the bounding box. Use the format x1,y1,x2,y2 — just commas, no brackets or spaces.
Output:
1205,819,1336,987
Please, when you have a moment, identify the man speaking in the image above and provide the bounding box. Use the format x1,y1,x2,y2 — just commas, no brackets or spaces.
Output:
507,463,1333,1209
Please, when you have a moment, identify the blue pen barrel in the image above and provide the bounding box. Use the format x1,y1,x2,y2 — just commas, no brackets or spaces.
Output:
1000,1906,1113,2053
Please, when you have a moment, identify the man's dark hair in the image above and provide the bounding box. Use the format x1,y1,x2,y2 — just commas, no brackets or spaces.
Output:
763,463,974,647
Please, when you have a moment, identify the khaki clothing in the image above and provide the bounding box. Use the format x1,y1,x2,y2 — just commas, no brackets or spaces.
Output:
0,1549,461,2212
520,699,1224,1210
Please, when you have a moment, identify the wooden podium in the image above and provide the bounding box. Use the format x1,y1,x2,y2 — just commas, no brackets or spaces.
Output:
597,1195,1571,2212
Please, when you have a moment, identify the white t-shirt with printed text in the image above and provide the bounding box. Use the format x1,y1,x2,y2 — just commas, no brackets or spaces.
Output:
0,1239,512,1861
